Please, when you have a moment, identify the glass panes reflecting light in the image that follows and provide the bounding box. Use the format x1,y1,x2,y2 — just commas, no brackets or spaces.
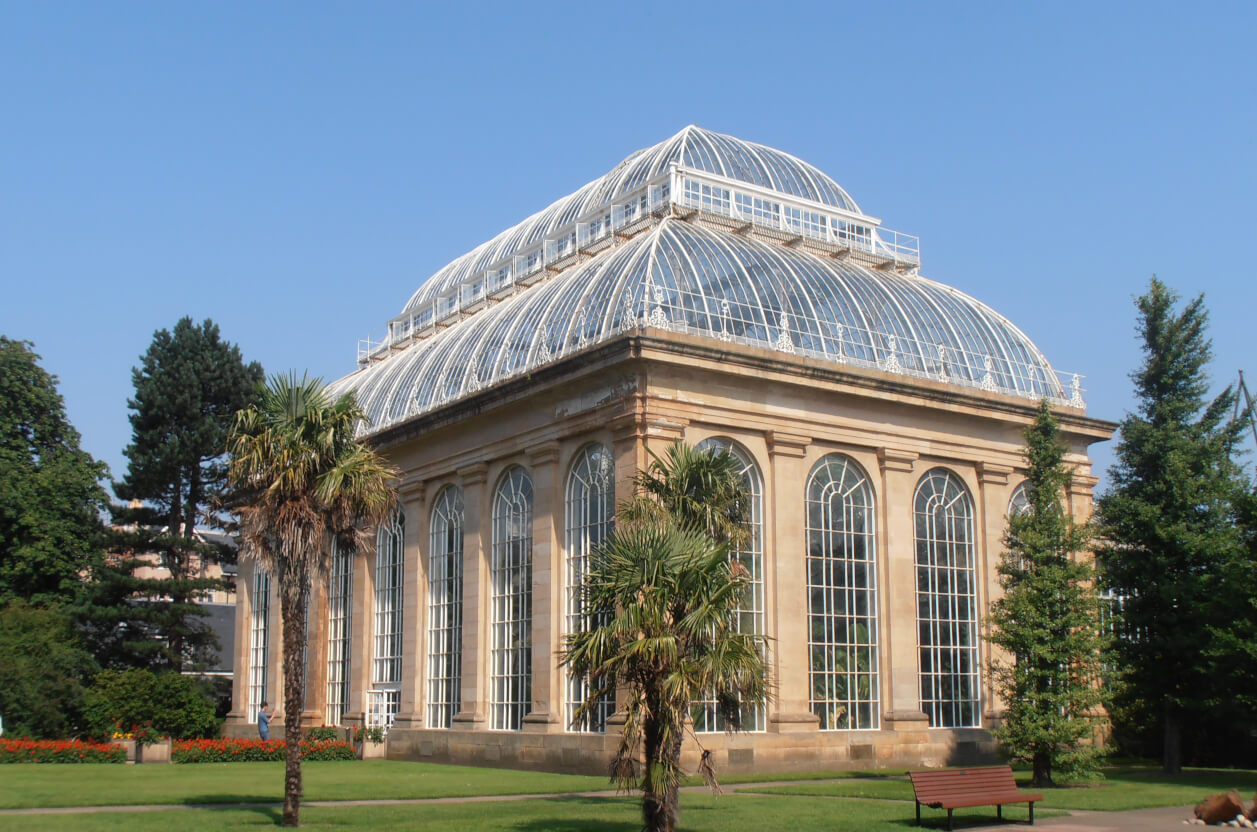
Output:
248,568,270,723
564,444,615,733
427,486,464,729
914,469,980,728
326,543,352,725
370,509,404,730
806,454,879,730
491,467,533,731
692,437,764,732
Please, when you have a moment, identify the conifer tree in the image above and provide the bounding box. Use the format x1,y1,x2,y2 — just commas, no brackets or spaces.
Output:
0,336,108,604
107,317,262,670
1096,278,1249,774
988,400,1107,787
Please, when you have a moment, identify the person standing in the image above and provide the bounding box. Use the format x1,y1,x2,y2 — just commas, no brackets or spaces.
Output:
257,702,271,740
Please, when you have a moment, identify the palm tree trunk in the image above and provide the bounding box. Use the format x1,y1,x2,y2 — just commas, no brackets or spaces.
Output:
281,583,308,826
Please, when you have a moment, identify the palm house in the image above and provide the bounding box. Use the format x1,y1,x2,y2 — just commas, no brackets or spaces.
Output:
227,126,1113,772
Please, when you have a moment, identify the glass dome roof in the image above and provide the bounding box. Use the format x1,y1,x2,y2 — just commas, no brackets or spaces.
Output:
332,218,1070,434
399,126,862,318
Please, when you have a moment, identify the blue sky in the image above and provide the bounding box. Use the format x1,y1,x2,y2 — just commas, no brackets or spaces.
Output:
2,1,1254,490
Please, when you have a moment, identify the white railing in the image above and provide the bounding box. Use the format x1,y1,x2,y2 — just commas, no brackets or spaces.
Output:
361,168,919,366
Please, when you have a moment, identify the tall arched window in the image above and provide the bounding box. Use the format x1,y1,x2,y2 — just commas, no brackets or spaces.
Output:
427,486,464,729
564,443,615,733
806,454,879,730
325,542,352,725
1008,482,1030,518
914,468,980,728
692,437,764,732
370,508,404,730
248,567,270,724
491,466,533,731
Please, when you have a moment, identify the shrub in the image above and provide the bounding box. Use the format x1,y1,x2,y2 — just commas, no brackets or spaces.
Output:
0,738,126,764
172,738,355,763
84,668,218,740
304,725,340,741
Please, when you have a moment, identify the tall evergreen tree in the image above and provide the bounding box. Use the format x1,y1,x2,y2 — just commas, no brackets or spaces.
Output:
107,317,263,670
987,400,1107,787
0,337,109,604
1096,278,1249,774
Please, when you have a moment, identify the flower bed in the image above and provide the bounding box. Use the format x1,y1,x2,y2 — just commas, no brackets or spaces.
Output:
172,738,356,763
1,738,127,764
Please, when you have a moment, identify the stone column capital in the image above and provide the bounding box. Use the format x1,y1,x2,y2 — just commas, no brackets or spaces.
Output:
399,476,425,502
766,431,810,458
877,447,919,473
457,462,489,487
526,440,561,468
976,461,1013,485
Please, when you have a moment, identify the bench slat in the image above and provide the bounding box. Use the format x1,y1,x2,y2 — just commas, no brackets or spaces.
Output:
909,765,1043,829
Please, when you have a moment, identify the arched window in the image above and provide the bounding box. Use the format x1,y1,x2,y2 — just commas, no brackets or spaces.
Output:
325,542,353,725
564,443,615,733
248,567,270,724
370,508,404,730
427,486,464,729
914,469,980,728
491,466,533,731
806,454,879,730
1008,482,1030,518
692,437,764,732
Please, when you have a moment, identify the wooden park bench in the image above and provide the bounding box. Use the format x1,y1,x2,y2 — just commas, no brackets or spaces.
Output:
909,765,1044,830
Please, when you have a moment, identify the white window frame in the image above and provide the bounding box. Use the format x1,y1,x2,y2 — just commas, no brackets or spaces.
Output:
427,486,464,729
806,453,880,730
914,468,981,729
563,444,615,733
370,508,404,730
490,466,533,731
325,541,353,726
248,567,270,723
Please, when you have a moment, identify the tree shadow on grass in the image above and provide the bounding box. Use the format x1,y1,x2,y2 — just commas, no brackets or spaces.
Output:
510,797,640,832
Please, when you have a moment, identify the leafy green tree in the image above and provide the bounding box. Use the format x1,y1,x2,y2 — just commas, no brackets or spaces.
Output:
1096,278,1250,774
0,602,98,738
564,439,765,832
107,317,262,670
987,400,1107,786
228,373,397,827
83,668,218,740
0,337,109,604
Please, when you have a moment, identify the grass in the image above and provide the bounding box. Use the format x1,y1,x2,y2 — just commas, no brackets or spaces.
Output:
743,765,1257,811
0,760,611,809
0,793,1031,832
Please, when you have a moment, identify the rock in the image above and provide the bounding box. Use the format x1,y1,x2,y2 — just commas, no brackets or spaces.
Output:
1197,792,1246,826
1249,794,1257,822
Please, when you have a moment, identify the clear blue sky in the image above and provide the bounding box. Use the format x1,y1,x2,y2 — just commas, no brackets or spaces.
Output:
3,1,1254,490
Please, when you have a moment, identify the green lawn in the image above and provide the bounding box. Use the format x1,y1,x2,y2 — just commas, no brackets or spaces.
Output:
0,760,611,809
744,766,1257,812
0,794,1018,832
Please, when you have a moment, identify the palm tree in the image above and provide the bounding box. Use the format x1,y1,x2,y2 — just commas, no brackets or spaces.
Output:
227,373,397,827
623,439,751,546
563,440,768,832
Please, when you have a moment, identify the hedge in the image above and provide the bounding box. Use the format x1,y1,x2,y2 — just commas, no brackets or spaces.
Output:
172,738,356,763
1,738,126,764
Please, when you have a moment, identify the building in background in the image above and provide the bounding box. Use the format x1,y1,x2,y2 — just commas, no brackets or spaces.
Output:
225,126,1113,772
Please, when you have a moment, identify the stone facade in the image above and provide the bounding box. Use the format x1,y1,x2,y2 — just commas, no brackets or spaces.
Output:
224,329,1112,774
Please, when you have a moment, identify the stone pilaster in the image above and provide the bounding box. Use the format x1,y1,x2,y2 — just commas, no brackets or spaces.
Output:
765,431,816,733
524,441,563,731
976,461,1012,722
393,477,427,731
452,462,490,728
877,447,927,729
